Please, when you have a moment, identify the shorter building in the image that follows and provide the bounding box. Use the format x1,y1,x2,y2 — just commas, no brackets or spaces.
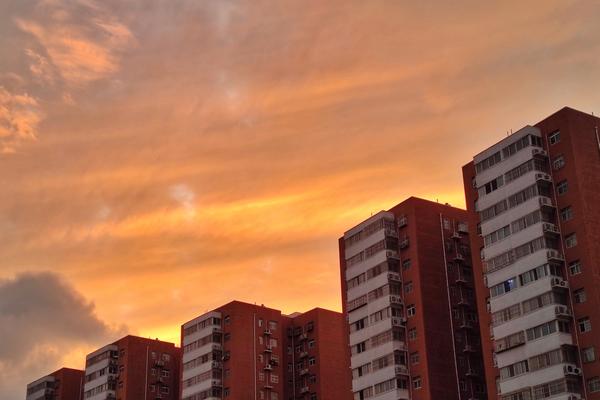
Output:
180,301,352,400
26,368,84,400
285,307,352,400
84,335,181,400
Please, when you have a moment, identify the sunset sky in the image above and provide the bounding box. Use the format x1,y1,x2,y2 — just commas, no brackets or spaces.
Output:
1,0,600,398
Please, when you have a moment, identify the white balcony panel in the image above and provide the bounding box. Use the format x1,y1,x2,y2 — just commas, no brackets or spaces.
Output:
490,275,557,313
346,250,393,281
474,126,541,185
351,341,406,369
182,359,216,381
347,272,395,303
496,332,574,367
182,376,216,399
345,228,386,260
349,318,394,346
486,250,556,288
493,305,568,340
499,363,576,396
483,222,546,261
476,170,539,213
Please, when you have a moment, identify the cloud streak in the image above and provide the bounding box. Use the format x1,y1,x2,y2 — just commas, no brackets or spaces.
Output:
0,86,42,153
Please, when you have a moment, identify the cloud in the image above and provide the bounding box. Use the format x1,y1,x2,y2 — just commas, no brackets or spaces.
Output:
15,0,134,87
0,271,126,400
169,183,197,220
0,86,43,153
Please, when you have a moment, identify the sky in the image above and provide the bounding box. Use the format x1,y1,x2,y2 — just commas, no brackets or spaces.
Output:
1,0,600,398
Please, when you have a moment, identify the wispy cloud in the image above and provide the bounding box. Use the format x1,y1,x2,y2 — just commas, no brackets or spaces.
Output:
0,86,43,153
15,0,134,88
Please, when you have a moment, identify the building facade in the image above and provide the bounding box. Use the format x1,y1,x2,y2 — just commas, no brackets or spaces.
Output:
462,107,600,400
83,335,181,400
285,307,353,400
180,301,352,400
339,197,487,400
26,368,84,400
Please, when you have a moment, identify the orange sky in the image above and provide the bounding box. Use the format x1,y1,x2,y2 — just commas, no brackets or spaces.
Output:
1,0,600,397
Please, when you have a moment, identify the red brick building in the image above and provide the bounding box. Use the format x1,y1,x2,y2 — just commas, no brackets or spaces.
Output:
83,335,181,400
462,107,600,399
285,307,352,399
339,197,487,400
180,301,351,400
26,368,84,400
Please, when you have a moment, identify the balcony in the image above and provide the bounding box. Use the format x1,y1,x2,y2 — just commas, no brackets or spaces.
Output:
299,351,308,359
535,173,552,183
264,329,272,336
550,277,569,290
546,250,564,263
542,222,560,235
451,231,462,240
391,316,407,327
388,272,402,282
395,365,409,375
389,295,403,305
463,344,476,353
453,253,466,262
264,345,273,353
555,305,572,319
399,237,409,249
264,364,273,371
300,386,310,394
458,319,473,329
299,368,309,376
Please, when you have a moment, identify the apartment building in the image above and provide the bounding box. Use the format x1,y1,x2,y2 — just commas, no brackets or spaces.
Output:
83,335,181,400
462,107,600,400
26,368,84,400
180,301,351,400
340,197,487,400
285,308,352,399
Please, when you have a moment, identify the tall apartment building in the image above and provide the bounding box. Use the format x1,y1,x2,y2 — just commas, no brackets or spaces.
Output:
339,197,487,400
26,368,84,400
83,335,181,400
180,301,351,400
285,307,352,399
462,107,600,400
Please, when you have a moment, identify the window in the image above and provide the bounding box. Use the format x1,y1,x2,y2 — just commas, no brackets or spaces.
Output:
556,180,568,195
549,130,561,145
569,260,582,275
552,155,565,170
579,317,592,333
402,259,411,271
589,377,600,393
582,347,596,363
410,352,420,365
560,206,573,221
565,233,577,248
574,288,587,304
490,278,517,298
408,328,417,341
412,376,422,390
404,281,413,293
407,305,416,317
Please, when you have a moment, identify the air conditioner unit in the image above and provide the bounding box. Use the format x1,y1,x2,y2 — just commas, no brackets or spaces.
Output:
539,197,553,206
389,295,402,304
532,148,548,157
264,329,272,335
563,364,579,375
535,173,551,181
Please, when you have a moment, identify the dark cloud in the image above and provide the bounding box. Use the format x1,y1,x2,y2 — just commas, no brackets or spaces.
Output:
0,271,126,400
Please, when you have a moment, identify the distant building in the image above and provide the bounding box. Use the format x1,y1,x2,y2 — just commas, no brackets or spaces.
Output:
463,107,600,400
180,301,352,400
83,335,181,400
339,197,487,400
26,368,84,400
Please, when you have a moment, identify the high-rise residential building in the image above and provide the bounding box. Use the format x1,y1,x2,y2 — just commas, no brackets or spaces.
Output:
285,307,352,399
339,197,487,400
26,368,84,400
83,335,181,400
462,107,600,400
180,301,352,400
